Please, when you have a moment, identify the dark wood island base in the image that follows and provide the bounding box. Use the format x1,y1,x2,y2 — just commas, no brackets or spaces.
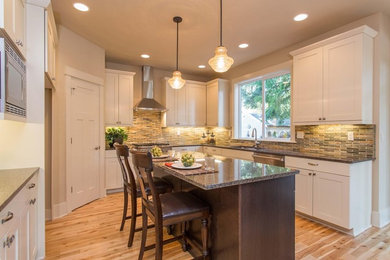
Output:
155,168,295,260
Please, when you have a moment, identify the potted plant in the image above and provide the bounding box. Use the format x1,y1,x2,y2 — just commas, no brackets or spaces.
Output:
105,127,128,148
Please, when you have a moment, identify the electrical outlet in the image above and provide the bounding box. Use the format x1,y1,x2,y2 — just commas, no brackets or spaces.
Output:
296,131,304,139
348,132,354,141
176,129,181,136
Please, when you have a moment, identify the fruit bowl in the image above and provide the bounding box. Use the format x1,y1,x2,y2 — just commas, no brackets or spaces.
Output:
181,153,195,167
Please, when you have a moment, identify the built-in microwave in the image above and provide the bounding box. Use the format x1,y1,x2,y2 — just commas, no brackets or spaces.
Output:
0,37,26,118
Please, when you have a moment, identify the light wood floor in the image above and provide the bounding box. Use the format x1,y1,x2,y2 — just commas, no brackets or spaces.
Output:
46,193,390,259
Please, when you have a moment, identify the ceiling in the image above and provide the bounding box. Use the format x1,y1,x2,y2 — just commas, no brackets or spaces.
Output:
52,0,390,77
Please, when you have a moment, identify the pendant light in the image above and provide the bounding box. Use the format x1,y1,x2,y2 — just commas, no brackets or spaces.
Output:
168,16,186,89
208,0,234,73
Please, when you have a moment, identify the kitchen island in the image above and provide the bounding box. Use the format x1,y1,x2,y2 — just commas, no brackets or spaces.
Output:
154,155,299,260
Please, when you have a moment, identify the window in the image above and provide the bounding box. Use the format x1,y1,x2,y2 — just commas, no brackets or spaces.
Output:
236,71,291,140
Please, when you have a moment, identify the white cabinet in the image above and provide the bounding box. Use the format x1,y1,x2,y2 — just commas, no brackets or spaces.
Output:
202,146,254,161
1,0,26,56
105,150,123,190
162,79,206,126
0,172,38,259
286,156,372,236
45,4,58,86
172,146,203,153
206,79,230,127
104,69,135,126
291,26,377,125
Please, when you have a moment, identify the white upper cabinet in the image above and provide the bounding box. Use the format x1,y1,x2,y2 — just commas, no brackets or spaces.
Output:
104,69,135,126
162,79,206,126
291,25,377,125
206,79,230,127
292,48,323,123
1,0,26,56
45,4,58,86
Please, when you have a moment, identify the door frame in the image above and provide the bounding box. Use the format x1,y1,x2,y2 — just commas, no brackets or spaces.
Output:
64,66,105,212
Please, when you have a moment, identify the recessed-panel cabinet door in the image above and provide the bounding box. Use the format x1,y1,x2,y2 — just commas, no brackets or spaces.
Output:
176,87,187,125
313,171,350,228
105,157,122,190
186,83,206,126
292,48,323,123
164,84,176,126
294,169,313,216
206,82,218,126
323,35,363,121
118,75,133,125
14,0,25,55
105,73,118,125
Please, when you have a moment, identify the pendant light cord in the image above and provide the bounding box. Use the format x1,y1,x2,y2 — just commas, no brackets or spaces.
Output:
176,21,179,71
220,0,223,46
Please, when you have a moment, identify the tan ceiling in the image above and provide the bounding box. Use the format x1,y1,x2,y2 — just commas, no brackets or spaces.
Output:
52,0,390,77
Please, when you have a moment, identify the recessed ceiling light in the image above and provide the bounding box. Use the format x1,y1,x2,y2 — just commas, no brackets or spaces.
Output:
294,13,308,22
238,43,249,48
73,3,89,12
140,54,150,59
198,65,206,69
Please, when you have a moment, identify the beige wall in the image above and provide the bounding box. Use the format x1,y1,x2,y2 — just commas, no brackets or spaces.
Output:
225,12,390,227
52,25,105,208
105,62,210,105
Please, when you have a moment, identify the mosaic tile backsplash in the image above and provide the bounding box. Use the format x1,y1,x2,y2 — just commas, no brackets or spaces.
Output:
106,111,375,159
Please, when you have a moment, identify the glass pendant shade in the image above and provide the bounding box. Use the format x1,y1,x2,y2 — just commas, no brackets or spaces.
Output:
208,46,234,73
168,71,186,89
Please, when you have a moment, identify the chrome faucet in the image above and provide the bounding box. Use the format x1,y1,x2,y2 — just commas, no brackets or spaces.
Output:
251,128,261,149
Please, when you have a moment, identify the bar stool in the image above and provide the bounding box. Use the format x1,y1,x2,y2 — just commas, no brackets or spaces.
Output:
114,144,172,247
132,151,210,260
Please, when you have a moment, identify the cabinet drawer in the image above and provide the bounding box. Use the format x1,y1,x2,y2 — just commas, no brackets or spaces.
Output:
222,149,253,161
203,147,223,156
285,156,350,177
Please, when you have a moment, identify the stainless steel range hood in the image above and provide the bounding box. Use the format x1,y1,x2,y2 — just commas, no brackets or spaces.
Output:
134,66,167,112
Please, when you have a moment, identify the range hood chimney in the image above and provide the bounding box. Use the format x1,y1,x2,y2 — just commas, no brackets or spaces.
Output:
134,66,167,112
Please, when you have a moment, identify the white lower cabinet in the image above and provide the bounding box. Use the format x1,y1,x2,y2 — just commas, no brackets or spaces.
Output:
286,156,372,236
0,173,38,260
105,150,123,191
202,147,254,161
172,146,203,153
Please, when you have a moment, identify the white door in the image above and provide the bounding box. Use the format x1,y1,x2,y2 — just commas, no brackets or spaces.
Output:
104,72,118,125
164,83,176,126
69,77,101,210
323,35,362,121
117,74,133,125
292,48,323,123
206,82,218,126
294,169,313,216
176,87,187,125
313,171,350,228
186,83,206,126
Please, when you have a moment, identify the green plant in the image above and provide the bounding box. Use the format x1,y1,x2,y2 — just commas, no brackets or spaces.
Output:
105,127,128,147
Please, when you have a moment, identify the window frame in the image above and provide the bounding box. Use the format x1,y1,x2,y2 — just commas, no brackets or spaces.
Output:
233,63,294,142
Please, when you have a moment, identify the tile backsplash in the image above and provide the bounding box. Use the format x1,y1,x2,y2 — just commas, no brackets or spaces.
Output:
107,111,375,159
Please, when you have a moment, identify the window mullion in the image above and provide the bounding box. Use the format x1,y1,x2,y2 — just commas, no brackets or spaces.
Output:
262,80,266,139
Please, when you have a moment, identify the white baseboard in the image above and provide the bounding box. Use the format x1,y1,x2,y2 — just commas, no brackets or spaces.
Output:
372,208,390,228
52,201,69,219
45,209,52,221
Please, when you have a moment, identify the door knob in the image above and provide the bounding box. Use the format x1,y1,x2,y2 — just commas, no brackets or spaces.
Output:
94,146,100,150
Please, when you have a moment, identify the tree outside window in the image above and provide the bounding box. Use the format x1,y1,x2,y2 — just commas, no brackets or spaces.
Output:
237,72,291,140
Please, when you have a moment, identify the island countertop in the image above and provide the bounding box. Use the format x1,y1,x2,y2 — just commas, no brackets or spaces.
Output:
154,155,299,190
0,167,39,212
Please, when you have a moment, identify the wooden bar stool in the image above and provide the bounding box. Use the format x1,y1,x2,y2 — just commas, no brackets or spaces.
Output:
132,151,210,260
114,144,172,247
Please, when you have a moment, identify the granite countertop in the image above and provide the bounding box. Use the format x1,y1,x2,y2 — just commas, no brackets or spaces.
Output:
154,155,298,190
169,144,375,164
0,167,39,212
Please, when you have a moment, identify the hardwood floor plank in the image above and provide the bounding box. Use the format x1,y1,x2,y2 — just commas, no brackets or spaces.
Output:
46,193,390,259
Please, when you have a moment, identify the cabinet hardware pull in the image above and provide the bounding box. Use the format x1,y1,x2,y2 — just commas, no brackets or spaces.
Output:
29,198,36,205
318,117,322,120
1,212,14,224
308,162,319,166
322,117,326,120
28,183,36,189
94,146,100,150
4,235,15,248
313,173,317,176
308,173,312,176
51,77,56,81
